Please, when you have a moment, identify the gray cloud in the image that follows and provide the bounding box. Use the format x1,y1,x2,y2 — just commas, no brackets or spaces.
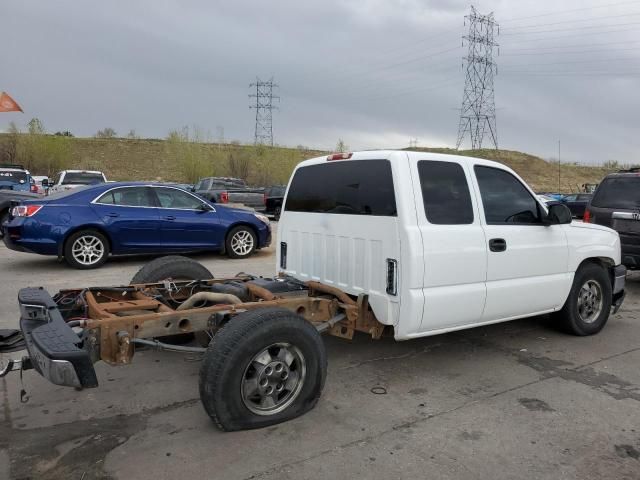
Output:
2,0,639,163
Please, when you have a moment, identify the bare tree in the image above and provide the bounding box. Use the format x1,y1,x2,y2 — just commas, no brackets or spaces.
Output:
227,151,251,180
335,138,348,153
95,128,117,139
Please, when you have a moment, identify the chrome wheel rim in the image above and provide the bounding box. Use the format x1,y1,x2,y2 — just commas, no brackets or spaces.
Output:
241,343,306,416
231,230,254,256
71,235,105,265
577,279,603,324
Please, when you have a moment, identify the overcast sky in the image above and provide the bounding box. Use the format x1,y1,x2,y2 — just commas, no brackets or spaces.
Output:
2,0,639,163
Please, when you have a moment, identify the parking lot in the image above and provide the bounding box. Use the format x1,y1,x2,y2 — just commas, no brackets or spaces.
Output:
1,235,640,480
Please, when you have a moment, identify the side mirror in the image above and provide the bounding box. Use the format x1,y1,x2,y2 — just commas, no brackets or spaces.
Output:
198,202,214,212
543,202,572,225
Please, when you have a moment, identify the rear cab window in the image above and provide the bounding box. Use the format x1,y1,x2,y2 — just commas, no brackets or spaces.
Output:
591,176,640,209
418,161,473,224
284,159,397,216
62,172,105,185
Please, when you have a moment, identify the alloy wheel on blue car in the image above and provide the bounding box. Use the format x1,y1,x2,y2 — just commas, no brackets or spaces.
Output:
226,226,257,259
64,230,109,269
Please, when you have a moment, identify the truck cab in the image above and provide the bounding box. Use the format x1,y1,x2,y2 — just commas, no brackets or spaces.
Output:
277,151,625,340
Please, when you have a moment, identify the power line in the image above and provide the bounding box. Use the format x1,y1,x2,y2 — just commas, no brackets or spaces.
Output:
501,0,640,22
501,56,635,67
501,21,640,35
501,70,640,76
500,45,640,56
456,6,499,150
501,11,640,30
339,63,459,98
249,78,279,146
328,38,460,83
503,27,640,44
349,75,460,103
502,39,640,51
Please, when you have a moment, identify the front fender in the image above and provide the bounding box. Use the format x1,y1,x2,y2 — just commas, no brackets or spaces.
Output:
565,223,621,271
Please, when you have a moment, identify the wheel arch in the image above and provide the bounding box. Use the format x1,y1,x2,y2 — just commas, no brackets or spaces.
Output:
574,256,617,291
59,224,114,257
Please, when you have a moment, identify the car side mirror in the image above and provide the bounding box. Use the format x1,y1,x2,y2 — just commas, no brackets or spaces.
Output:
543,202,572,225
198,203,214,213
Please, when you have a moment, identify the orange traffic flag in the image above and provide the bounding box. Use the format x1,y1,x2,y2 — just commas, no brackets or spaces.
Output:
0,92,23,113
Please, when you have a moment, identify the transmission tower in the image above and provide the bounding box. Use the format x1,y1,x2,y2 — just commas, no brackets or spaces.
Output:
456,6,499,150
249,78,279,146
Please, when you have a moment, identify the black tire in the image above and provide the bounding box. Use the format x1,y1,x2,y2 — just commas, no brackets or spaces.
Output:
0,209,9,239
199,308,327,431
556,262,612,336
64,229,110,269
225,226,257,259
274,206,281,221
130,255,213,284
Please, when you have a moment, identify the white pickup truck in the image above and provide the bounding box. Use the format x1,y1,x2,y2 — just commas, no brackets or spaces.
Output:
0,150,626,432
278,150,626,339
45,169,107,194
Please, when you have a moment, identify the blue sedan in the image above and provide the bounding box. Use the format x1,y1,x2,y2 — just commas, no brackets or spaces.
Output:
2,182,271,269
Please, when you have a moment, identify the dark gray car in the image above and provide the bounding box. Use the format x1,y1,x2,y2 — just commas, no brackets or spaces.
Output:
586,170,640,269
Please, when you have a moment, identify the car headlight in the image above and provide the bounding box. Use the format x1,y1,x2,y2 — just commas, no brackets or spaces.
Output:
254,213,270,225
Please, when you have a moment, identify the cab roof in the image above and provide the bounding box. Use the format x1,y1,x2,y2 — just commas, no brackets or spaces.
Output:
296,150,508,171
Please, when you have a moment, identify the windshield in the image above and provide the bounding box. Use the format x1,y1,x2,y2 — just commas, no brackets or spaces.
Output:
591,177,640,209
62,172,105,185
0,170,28,184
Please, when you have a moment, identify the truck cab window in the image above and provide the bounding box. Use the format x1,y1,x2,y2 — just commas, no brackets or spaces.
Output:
474,166,541,224
418,161,473,224
284,160,397,216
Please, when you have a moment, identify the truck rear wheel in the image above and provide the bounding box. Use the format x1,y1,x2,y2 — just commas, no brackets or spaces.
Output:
556,263,612,336
199,307,327,431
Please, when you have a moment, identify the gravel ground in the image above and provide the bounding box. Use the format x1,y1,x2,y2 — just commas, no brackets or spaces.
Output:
1,232,639,480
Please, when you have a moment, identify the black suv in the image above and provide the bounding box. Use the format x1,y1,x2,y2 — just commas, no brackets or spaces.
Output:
586,169,640,268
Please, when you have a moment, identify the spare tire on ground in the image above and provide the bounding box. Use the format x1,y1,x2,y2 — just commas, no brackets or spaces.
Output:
130,255,213,284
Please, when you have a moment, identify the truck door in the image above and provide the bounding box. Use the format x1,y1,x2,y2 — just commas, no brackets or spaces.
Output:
408,159,488,335
471,165,569,321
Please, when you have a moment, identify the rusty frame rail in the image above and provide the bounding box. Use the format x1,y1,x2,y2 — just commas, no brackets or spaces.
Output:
70,277,386,365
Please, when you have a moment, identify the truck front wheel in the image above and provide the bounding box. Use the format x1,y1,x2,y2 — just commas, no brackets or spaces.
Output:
556,263,612,336
199,307,327,431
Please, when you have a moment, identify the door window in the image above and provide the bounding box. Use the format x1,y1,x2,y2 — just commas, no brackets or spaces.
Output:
474,166,541,224
96,187,155,207
154,187,206,210
418,161,473,224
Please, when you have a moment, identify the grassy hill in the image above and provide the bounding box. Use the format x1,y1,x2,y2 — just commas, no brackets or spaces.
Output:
0,134,612,192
